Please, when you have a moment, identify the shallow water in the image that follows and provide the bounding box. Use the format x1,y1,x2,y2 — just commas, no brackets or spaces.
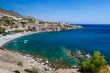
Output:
3,24,110,64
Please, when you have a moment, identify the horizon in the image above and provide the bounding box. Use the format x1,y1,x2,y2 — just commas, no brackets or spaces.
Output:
0,0,110,24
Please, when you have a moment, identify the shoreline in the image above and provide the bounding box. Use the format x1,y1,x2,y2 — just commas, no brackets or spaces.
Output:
0,31,56,73
0,47,54,73
0,25,83,47
0,47,80,73
0,31,39,47
0,29,82,73
0,28,78,47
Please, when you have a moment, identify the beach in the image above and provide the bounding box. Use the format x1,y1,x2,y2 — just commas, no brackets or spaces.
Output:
0,31,56,73
0,32,39,47
0,32,80,73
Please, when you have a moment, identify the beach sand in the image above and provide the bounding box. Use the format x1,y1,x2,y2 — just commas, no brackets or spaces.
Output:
0,32,38,47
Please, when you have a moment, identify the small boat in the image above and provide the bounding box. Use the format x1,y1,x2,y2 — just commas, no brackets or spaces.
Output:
24,40,28,43
24,41,27,43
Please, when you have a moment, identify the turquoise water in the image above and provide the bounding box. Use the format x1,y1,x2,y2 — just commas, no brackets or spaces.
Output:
3,25,110,64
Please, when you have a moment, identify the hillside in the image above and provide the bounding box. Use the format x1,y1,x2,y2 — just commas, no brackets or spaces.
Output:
0,8,82,34
0,8,31,18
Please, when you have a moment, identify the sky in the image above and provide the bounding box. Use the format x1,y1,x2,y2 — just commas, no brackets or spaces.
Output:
0,0,110,24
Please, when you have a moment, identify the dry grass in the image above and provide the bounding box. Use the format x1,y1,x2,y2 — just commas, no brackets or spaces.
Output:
99,67,110,73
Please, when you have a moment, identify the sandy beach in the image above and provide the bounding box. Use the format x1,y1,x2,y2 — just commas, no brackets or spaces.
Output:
0,32,38,47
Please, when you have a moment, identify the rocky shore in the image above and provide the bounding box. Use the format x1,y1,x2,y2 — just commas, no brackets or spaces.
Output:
0,47,110,73
0,47,82,73
0,47,54,73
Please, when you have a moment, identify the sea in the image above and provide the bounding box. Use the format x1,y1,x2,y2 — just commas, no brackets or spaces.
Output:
3,24,110,65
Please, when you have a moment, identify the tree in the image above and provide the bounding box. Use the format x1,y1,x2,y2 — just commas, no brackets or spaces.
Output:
80,51,107,73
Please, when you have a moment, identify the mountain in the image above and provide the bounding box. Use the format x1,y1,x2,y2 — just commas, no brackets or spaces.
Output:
0,8,22,18
0,8,33,19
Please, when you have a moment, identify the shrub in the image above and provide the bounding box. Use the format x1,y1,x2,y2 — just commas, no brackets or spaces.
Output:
24,68,38,73
2,16,15,25
0,27,5,34
17,61,23,67
80,51,107,73
13,70,20,73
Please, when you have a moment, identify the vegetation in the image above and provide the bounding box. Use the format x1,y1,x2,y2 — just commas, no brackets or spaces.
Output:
2,16,15,26
20,18,36,27
0,27,5,34
17,61,23,67
13,70,20,73
24,68,38,73
20,21,28,25
80,51,107,73
0,47,5,50
27,18,36,23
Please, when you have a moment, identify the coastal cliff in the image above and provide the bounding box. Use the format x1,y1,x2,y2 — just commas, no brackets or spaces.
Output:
0,8,82,34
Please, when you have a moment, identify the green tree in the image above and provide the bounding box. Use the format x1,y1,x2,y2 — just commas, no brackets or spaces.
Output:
80,51,107,73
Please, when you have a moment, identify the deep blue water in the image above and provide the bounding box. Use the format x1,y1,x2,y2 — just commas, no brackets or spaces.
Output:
3,24,110,64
